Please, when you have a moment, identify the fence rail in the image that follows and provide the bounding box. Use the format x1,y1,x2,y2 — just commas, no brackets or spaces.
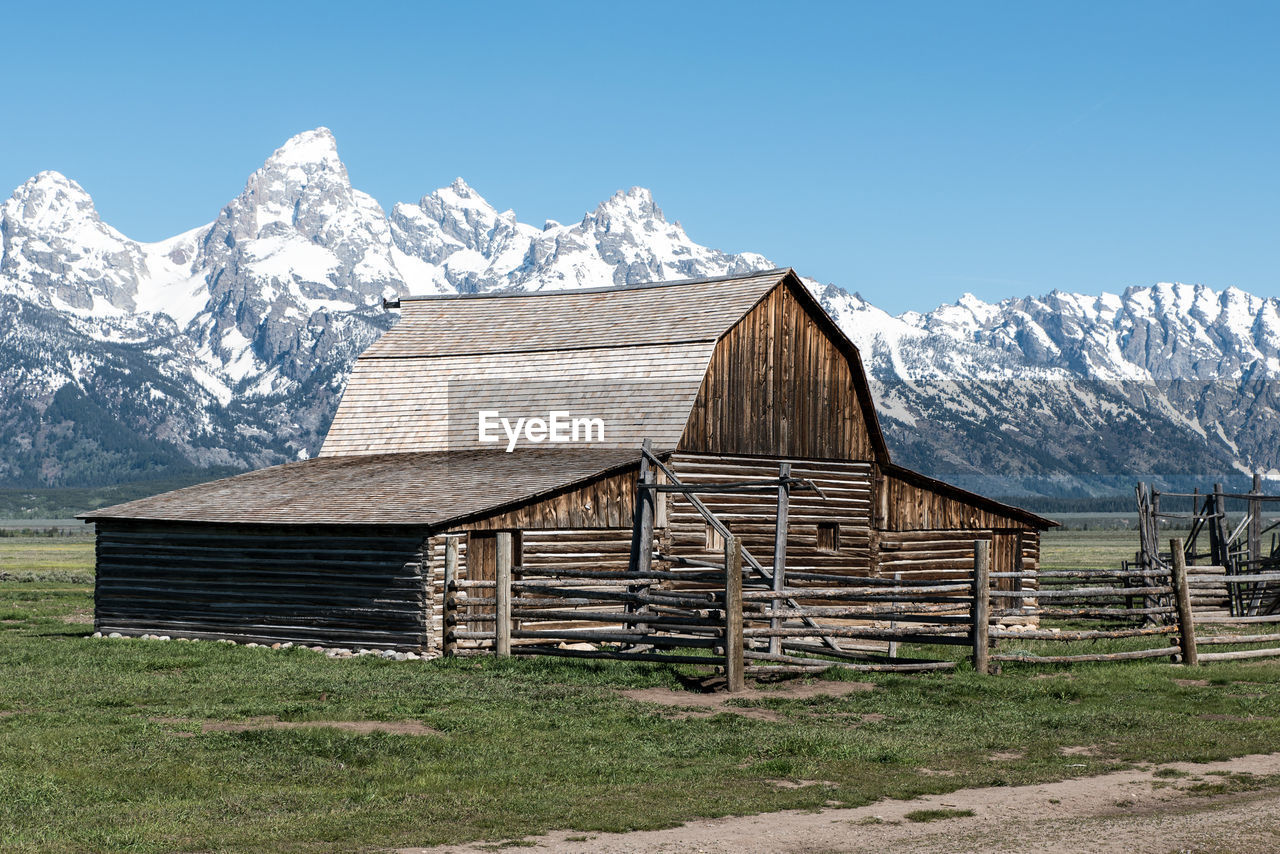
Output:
442,532,1280,688
441,530,973,684
439,457,1280,691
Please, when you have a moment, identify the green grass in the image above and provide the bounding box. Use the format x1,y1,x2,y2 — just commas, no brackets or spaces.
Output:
1041,528,1142,571
0,534,95,581
3,530,1280,853
903,807,975,822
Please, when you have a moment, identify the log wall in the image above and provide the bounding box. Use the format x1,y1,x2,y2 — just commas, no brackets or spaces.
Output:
94,521,432,649
428,452,1047,650
430,527,636,650
664,453,875,578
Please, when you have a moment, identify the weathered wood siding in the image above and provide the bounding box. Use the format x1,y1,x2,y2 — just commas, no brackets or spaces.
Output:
879,471,1035,531
421,451,1048,649
663,453,875,577
94,522,431,649
462,467,637,530
873,469,1042,623
679,284,877,460
877,530,1035,575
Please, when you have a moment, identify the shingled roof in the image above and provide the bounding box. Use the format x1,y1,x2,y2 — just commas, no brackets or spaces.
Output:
320,270,794,457
80,448,645,527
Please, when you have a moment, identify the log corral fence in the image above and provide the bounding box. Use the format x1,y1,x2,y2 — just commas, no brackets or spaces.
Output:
1135,477,1280,620
442,521,1280,688
442,537,979,684
441,445,1019,688
438,449,1280,686
982,545,1183,667
976,534,1280,671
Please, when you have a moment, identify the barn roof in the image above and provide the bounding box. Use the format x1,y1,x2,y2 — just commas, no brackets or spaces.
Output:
319,270,828,457
80,448,645,527
368,269,792,357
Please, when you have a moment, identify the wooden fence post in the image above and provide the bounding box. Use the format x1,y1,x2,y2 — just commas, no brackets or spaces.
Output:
888,571,901,658
1170,537,1198,667
627,439,656,640
770,462,791,655
1211,482,1239,616
629,438,655,574
443,536,458,657
496,532,512,657
1250,473,1262,568
1248,473,1263,614
724,535,745,692
972,540,990,675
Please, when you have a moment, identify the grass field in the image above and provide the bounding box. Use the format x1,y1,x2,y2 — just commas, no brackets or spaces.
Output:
3,529,1279,853
0,533,95,581
1041,527,1141,571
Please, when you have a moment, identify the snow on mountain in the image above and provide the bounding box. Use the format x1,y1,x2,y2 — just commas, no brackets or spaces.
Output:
389,181,771,294
1,171,150,314
1,125,1277,492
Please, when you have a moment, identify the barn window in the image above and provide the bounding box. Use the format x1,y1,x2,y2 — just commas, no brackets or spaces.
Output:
705,524,725,553
817,522,841,553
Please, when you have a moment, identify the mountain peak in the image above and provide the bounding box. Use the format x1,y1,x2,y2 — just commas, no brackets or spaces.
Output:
593,186,663,222
0,170,147,313
264,127,342,170
21,169,83,192
5,170,100,228
431,177,495,213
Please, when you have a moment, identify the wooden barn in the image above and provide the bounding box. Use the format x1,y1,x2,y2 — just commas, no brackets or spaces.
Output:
84,269,1055,657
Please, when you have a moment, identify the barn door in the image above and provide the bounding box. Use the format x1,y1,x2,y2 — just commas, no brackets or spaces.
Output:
465,532,522,636
990,531,1023,614
465,533,496,634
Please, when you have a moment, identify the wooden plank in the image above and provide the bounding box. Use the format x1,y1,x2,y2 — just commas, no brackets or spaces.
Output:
1197,647,1280,662
991,647,1182,664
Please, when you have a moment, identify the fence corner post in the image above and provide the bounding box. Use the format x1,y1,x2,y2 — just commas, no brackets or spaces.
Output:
972,539,991,675
496,532,513,658
724,535,745,692
1170,537,1198,667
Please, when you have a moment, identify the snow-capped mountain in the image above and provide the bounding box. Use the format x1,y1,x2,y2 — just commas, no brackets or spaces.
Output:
1,126,1276,493
388,177,771,294
821,282,1280,494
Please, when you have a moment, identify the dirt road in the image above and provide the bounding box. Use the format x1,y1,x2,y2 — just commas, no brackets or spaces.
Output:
403,752,1280,853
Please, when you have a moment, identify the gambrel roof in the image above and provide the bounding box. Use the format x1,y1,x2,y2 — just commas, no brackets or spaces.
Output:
319,269,889,460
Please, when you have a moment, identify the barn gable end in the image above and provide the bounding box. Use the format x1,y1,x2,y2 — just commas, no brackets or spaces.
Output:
679,275,884,460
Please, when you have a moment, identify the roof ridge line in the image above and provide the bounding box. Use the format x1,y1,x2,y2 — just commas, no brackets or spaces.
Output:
388,268,792,305
358,337,721,360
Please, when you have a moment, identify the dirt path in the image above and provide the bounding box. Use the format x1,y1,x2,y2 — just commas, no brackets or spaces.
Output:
403,753,1280,853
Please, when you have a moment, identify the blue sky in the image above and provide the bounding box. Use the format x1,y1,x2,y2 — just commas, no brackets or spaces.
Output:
2,1,1275,313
